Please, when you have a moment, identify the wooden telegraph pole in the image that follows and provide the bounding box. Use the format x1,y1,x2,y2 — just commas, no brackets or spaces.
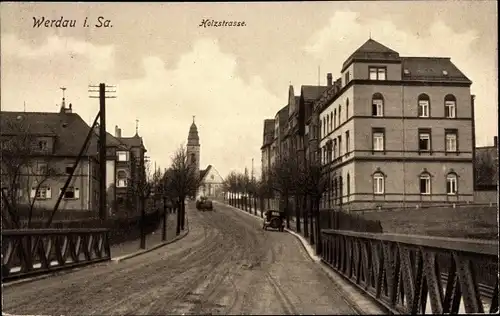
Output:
89,83,116,220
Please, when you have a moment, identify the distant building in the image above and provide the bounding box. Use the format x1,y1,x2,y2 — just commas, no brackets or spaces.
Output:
260,119,275,179
104,124,147,215
315,38,475,210
474,136,498,203
0,101,100,212
186,118,224,198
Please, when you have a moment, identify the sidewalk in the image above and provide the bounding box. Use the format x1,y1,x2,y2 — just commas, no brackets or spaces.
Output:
110,214,182,259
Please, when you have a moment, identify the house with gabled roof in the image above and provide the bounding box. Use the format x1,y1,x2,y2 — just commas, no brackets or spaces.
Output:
0,101,101,213
198,165,224,198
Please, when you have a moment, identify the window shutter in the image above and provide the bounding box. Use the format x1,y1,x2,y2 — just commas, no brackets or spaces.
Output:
30,188,36,198
75,188,80,199
46,187,52,199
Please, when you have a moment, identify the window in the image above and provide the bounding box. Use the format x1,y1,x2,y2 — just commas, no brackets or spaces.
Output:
117,170,128,187
418,94,430,117
65,165,74,174
346,173,350,195
60,187,79,199
445,94,456,118
372,93,384,117
369,67,387,80
333,140,337,160
346,98,349,120
38,140,48,150
211,175,215,180
38,163,48,175
372,128,385,151
338,136,342,157
323,118,326,136
191,153,196,164
373,173,385,194
117,151,129,162
330,113,333,131
420,174,431,195
338,106,342,126
32,186,51,199
445,130,458,152
419,130,431,151
333,109,337,130
326,115,330,134
345,71,350,84
446,174,458,195
345,131,350,153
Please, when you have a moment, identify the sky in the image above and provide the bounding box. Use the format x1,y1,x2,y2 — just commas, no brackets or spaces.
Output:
1,1,497,178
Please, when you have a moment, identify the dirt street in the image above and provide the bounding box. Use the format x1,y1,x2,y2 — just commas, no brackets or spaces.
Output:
3,202,358,315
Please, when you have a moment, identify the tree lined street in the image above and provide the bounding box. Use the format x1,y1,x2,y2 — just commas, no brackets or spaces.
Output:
3,202,358,315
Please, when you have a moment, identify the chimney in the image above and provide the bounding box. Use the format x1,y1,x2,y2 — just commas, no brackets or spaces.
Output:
115,125,119,137
327,73,332,86
494,136,498,147
118,128,122,138
66,103,72,113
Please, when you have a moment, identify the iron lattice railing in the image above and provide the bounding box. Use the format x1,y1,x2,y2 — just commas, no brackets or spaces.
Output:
321,230,498,314
2,228,111,281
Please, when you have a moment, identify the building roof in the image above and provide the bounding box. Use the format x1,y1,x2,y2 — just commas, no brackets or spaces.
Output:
401,57,472,83
301,86,329,102
188,120,200,146
118,135,145,149
1,111,98,156
342,38,400,71
200,165,211,181
261,119,275,148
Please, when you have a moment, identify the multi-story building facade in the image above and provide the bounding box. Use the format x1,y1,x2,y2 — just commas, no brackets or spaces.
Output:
105,124,148,213
1,102,101,212
260,119,275,179
316,38,475,210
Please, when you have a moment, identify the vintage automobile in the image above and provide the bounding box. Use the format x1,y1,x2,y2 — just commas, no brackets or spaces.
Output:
262,209,285,231
196,196,213,211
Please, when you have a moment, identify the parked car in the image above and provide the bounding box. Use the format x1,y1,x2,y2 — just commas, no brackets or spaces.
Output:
196,196,213,211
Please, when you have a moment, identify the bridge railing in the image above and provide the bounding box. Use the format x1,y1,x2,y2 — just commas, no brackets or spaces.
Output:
2,228,111,282
321,229,499,314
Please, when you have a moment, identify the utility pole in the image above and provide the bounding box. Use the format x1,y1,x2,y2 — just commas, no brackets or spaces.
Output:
89,83,116,220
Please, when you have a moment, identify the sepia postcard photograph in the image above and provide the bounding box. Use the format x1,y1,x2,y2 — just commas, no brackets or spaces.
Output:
1,1,498,315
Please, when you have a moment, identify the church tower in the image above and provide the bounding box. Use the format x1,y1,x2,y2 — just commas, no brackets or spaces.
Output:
187,116,201,178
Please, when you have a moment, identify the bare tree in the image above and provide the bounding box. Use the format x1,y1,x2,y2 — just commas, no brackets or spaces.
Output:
224,171,239,207
165,145,200,235
1,119,56,229
304,160,328,254
128,156,153,249
268,154,299,229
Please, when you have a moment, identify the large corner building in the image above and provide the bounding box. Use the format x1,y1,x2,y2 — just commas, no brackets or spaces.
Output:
261,38,476,211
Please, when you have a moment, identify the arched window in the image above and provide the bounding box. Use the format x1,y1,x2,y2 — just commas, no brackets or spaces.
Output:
191,153,196,164
446,173,458,195
117,170,128,188
372,93,384,117
338,105,342,125
419,172,432,195
346,98,350,120
323,117,326,136
444,94,456,118
326,115,330,134
418,93,430,117
373,172,385,194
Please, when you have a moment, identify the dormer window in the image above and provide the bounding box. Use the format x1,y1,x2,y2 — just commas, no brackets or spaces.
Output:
442,70,448,76
403,69,410,75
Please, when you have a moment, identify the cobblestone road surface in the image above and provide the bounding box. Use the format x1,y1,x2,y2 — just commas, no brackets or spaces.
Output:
3,202,358,315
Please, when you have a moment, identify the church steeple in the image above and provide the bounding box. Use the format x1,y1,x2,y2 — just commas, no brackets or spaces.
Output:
188,116,200,146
